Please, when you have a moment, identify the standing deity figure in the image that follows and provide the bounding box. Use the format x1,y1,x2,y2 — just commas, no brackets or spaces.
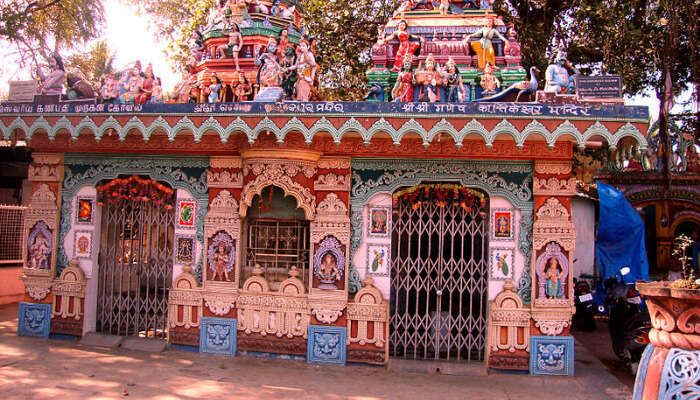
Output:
293,41,317,101
462,16,508,70
392,55,415,102
205,0,226,32
443,57,465,102
135,64,155,105
544,51,578,94
378,19,425,72
212,243,230,281
29,232,50,269
255,37,282,88
206,74,223,103
120,62,144,104
149,78,163,104
480,62,500,95
37,54,66,95
100,73,119,103
233,73,252,101
544,257,565,299
280,47,297,100
217,22,243,70
416,54,442,102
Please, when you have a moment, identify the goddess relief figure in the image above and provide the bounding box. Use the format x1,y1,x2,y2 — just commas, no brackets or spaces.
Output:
378,19,425,72
462,16,508,70
293,41,317,101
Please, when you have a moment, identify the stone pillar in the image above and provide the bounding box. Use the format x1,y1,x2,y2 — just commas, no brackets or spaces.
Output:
18,153,64,338
528,160,577,376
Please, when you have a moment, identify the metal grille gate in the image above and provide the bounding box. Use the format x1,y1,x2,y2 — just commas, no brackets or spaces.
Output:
390,192,488,361
97,198,174,339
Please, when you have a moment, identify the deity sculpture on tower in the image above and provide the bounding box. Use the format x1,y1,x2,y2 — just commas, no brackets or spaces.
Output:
462,16,508,70
378,19,425,72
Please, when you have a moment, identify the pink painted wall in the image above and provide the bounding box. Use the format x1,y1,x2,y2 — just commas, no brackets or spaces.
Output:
0,266,23,304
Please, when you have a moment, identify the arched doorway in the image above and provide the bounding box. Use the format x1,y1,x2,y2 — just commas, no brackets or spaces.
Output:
242,186,310,290
389,184,489,361
96,176,175,339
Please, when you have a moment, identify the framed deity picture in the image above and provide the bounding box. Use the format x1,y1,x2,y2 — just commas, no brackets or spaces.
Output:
177,200,196,228
74,230,93,259
492,209,514,241
366,244,390,277
368,206,391,239
490,247,514,280
175,235,195,264
76,197,94,225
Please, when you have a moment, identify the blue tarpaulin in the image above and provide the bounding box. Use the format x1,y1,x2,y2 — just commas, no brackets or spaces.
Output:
595,181,650,283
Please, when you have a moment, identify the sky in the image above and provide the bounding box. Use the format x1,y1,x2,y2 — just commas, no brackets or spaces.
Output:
0,0,693,121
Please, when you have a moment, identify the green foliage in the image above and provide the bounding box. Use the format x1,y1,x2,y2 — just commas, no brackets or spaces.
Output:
65,40,117,89
126,0,212,69
301,0,400,100
0,0,105,71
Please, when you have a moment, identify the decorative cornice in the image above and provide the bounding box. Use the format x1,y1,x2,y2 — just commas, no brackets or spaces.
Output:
209,156,242,169
207,170,243,188
314,173,351,192
534,160,572,175
533,177,576,197
3,114,648,151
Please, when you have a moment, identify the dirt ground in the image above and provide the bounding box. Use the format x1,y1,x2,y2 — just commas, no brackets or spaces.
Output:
0,303,633,400
572,317,636,388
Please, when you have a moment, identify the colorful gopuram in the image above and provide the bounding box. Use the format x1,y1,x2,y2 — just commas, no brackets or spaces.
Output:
2,0,649,375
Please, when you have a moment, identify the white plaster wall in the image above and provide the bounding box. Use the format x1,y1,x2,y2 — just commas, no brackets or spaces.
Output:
353,192,392,300
487,196,523,301
351,193,525,302
572,196,596,278
63,186,101,333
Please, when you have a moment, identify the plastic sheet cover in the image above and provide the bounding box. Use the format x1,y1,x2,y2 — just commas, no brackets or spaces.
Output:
595,181,650,283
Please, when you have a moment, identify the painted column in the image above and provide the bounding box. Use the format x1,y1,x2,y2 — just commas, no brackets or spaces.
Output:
528,160,577,376
18,153,64,338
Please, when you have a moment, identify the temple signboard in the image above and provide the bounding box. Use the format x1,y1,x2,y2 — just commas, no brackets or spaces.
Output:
575,75,623,100
7,80,38,102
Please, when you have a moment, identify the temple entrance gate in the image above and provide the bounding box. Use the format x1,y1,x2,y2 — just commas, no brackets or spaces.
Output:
97,194,174,339
389,185,488,361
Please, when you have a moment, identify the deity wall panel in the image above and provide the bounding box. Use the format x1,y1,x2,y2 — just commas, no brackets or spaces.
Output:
529,160,576,366
21,153,64,305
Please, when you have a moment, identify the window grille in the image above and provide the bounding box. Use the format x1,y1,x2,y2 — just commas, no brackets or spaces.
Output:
0,205,26,265
244,219,310,290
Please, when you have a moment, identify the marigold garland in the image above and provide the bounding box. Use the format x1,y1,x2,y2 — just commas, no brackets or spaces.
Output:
96,175,175,209
392,184,487,212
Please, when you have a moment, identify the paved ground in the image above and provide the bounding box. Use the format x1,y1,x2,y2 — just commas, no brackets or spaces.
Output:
0,303,632,400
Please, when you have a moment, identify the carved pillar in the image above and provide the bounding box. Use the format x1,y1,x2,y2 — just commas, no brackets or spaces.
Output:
528,160,577,376
168,265,203,348
486,279,530,371
51,258,87,336
18,153,64,338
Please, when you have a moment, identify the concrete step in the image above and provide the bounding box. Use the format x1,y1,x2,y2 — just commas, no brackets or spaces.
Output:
388,358,487,376
120,337,167,353
79,332,124,349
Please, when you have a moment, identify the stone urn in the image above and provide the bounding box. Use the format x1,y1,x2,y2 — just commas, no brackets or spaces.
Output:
633,281,700,399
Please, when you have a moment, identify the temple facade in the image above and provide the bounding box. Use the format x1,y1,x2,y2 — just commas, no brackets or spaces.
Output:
2,100,648,373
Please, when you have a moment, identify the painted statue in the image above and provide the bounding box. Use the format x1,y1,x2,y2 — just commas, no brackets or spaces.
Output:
443,57,465,102
29,232,50,270
217,22,243,70
280,47,297,100
135,64,155,105
391,56,415,102
462,16,508,70
378,19,425,72
233,73,252,101
119,62,144,104
544,51,578,94
149,78,163,104
544,257,565,299
100,73,119,103
212,242,231,281
416,54,442,102
36,54,65,95
480,62,500,95
255,37,282,87
206,74,222,103
364,83,386,102
293,41,317,101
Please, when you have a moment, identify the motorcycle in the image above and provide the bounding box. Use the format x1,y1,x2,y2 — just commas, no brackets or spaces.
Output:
607,266,651,373
573,278,596,331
